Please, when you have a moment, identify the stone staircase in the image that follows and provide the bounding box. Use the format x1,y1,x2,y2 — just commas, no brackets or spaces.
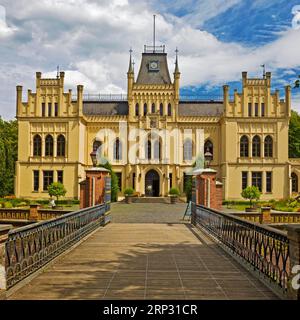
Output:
131,197,170,204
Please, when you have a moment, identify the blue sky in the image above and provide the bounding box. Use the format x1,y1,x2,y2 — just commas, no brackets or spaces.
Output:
0,0,300,119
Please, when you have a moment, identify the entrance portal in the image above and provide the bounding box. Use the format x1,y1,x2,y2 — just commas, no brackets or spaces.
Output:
145,170,160,197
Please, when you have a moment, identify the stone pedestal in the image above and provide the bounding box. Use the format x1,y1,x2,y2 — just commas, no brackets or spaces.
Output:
261,207,272,224
29,204,39,221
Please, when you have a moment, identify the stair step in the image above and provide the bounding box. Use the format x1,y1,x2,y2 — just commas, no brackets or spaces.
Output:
132,197,170,204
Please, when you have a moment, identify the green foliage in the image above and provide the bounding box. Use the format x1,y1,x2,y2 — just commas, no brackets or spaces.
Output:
124,187,134,196
169,187,180,196
241,186,261,207
289,110,300,158
4,201,13,208
47,182,67,201
0,118,18,197
184,176,193,202
98,161,119,202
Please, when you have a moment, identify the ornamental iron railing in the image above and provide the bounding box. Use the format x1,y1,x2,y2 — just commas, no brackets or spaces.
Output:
191,204,290,295
5,203,109,288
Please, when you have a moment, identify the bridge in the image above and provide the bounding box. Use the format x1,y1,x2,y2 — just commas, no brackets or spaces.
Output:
0,202,299,300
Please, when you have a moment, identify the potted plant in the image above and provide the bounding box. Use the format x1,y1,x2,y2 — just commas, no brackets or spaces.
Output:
47,182,67,209
124,187,135,204
169,187,180,204
241,186,261,212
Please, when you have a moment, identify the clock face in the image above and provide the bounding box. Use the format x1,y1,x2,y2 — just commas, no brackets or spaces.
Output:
149,61,159,71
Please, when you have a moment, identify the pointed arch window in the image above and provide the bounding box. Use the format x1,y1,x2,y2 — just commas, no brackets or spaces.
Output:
57,135,66,157
146,139,151,160
159,103,163,116
154,139,161,160
114,138,122,161
33,134,42,156
184,139,193,161
204,140,213,160
264,135,273,157
240,135,249,157
167,103,172,116
144,103,147,116
292,173,298,193
151,103,155,113
135,103,139,116
252,135,261,157
45,135,54,156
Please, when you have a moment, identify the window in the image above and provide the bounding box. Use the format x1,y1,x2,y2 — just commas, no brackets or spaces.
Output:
204,140,213,160
264,135,273,157
151,103,155,113
132,173,135,190
252,172,262,192
248,103,252,117
292,173,298,193
135,103,139,116
240,135,249,157
169,173,172,189
261,103,265,117
255,103,259,117
146,139,151,160
167,103,172,116
33,170,39,191
93,140,102,152
184,139,193,161
57,170,63,184
252,135,261,157
45,135,54,156
242,172,248,190
159,103,163,116
266,172,272,193
113,138,122,160
33,134,42,156
48,103,52,117
54,103,58,117
154,139,161,160
57,135,65,156
42,103,45,117
144,103,147,116
43,171,53,191
116,173,122,192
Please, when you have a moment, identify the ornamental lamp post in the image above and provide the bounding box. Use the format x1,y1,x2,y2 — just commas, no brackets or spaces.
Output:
90,150,98,167
204,148,213,168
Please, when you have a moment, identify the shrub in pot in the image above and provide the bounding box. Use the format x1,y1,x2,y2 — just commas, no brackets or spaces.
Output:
124,188,135,204
241,186,261,212
169,187,180,204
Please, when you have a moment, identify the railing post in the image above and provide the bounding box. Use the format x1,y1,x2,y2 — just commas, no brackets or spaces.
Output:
286,225,300,300
261,206,272,224
0,243,7,290
29,204,39,221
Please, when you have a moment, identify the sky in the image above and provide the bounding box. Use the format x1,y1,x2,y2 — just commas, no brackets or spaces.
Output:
0,0,300,119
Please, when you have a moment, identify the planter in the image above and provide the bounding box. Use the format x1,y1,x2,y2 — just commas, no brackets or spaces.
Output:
169,195,178,204
245,207,258,213
125,195,132,204
53,206,63,210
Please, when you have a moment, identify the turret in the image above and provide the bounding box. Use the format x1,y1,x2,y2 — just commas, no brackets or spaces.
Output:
127,49,134,99
285,85,291,118
173,48,180,101
16,85,23,117
77,85,84,117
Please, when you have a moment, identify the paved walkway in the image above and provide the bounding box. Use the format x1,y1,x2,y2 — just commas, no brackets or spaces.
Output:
9,222,277,300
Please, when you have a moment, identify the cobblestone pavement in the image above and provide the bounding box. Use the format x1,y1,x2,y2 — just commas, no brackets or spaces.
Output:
110,202,190,223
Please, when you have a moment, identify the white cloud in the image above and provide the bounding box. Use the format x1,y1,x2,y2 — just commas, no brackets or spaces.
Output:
0,5,16,37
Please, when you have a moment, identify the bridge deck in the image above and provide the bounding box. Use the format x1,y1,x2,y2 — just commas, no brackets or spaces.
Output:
9,222,278,300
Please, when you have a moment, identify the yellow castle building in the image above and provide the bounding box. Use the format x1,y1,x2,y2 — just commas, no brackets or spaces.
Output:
14,43,300,201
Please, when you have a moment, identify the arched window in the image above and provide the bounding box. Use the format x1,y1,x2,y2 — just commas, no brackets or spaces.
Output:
144,103,147,116
57,135,65,157
135,103,139,116
159,103,163,116
113,138,122,160
154,139,161,160
33,134,42,156
240,135,249,157
151,103,155,113
292,173,298,193
167,103,172,116
45,135,54,156
264,135,273,157
183,139,193,161
146,139,151,160
93,140,102,152
252,135,261,157
204,140,213,160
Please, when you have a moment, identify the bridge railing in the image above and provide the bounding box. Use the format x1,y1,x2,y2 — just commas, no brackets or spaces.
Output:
191,204,291,297
2,203,110,289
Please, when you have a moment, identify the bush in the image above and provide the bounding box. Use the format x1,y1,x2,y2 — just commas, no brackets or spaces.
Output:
241,186,261,207
169,187,180,196
48,182,67,201
124,188,134,196
4,201,13,208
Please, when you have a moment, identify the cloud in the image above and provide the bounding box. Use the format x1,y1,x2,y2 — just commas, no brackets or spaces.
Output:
0,0,300,119
0,5,16,37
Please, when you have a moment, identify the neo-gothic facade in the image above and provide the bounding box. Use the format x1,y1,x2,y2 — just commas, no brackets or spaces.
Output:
15,44,300,200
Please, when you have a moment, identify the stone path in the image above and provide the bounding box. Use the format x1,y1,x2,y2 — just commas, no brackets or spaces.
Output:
9,222,278,300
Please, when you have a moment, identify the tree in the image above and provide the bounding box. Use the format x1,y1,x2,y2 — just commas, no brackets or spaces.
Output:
184,176,193,202
289,110,300,158
0,118,18,197
98,161,119,202
241,186,261,208
48,182,67,201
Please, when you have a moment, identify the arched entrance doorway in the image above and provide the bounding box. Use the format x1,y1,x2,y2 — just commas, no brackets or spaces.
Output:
145,170,160,197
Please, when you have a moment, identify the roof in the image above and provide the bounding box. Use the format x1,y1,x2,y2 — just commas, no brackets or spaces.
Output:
83,101,128,116
178,101,223,116
136,53,172,85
